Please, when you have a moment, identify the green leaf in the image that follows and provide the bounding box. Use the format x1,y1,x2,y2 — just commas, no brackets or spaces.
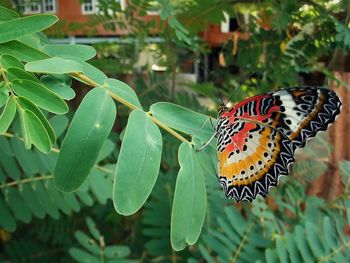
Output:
97,139,115,162
265,248,278,263
17,34,41,49
17,108,52,153
76,191,94,206
0,41,49,62
11,137,40,174
0,84,9,108
276,237,288,263
322,217,337,253
305,221,325,257
0,6,19,21
75,230,100,255
171,142,206,251
0,151,21,180
106,78,142,109
12,79,68,114
198,244,216,263
69,248,99,263
40,75,75,100
285,232,302,263
86,217,101,240
20,183,46,219
0,14,57,44
225,206,247,236
0,194,16,231
0,54,24,69
0,136,13,156
49,115,69,138
46,181,72,215
104,246,131,259
69,57,107,86
6,188,32,223
43,44,97,61
150,102,214,142
64,193,80,212
25,57,83,74
90,168,113,205
32,181,60,219
295,226,314,262
54,88,116,192
7,67,38,82
0,96,16,134
17,96,56,144
113,109,162,215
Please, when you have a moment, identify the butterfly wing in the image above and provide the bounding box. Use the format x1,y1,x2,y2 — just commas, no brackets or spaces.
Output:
217,87,341,201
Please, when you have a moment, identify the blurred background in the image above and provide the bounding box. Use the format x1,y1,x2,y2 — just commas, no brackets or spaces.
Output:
1,0,350,262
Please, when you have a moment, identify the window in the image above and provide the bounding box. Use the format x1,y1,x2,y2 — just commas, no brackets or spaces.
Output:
14,0,56,14
43,0,56,13
28,2,41,13
81,0,98,15
81,0,125,16
16,0,26,13
221,12,239,33
15,0,41,14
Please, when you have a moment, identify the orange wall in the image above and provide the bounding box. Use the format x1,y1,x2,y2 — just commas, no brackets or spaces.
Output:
49,0,229,46
49,0,160,36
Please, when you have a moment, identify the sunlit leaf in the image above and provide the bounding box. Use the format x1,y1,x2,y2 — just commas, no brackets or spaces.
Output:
54,88,116,192
171,142,206,251
0,14,57,44
113,109,162,215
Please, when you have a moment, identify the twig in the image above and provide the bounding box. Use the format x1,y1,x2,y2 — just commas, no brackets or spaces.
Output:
69,72,190,144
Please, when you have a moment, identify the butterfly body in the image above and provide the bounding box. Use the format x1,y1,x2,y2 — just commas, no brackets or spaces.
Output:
216,87,341,202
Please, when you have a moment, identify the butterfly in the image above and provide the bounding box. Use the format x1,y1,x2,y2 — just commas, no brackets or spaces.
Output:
214,87,341,202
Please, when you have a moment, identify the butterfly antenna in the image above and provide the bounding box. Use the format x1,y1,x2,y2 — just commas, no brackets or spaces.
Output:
225,72,256,106
215,85,225,106
198,58,225,105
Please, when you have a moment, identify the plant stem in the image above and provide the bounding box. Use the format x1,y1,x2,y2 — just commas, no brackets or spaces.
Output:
69,72,191,144
317,241,350,263
0,175,53,189
1,132,113,174
0,66,8,82
147,113,190,144
231,223,253,263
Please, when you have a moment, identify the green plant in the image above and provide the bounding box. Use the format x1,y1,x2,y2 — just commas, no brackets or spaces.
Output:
1,1,350,262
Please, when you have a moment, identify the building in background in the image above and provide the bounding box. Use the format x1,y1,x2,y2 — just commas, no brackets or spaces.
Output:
12,0,234,45
10,0,239,81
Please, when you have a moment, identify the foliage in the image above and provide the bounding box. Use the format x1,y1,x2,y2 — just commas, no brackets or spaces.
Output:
69,217,136,263
0,1,350,262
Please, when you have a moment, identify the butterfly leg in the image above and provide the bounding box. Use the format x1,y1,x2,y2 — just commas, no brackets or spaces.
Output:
191,116,215,137
195,132,217,152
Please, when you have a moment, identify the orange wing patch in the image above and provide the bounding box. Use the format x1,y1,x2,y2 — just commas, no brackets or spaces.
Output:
218,124,281,187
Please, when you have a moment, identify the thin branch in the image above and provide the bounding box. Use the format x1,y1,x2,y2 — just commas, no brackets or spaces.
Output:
317,241,350,263
147,113,190,144
1,132,113,174
69,72,191,144
231,223,253,263
0,175,53,189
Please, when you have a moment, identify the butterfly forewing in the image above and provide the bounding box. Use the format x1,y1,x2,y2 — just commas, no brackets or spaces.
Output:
217,87,341,202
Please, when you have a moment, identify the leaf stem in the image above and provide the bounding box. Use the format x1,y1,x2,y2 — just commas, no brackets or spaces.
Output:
0,175,53,189
147,113,190,144
0,66,8,82
231,223,253,263
1,132,113,174
317,241,350,263
69,72,191,144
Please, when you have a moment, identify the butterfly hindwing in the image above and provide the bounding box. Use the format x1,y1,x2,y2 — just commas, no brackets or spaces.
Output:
217,121,295,201
217,86,341,201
